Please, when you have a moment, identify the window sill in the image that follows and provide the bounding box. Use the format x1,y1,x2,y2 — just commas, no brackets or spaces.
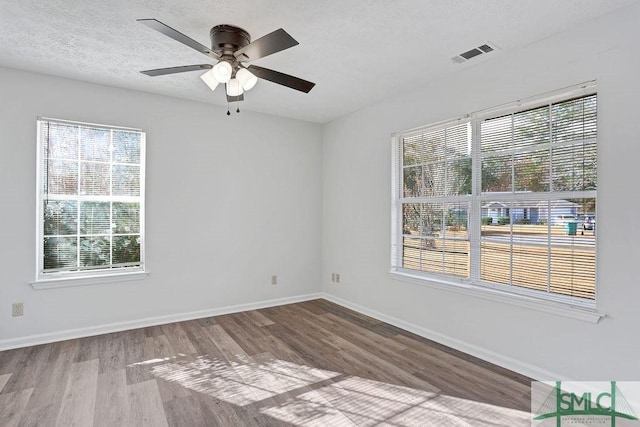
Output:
31,271,149,290
388,270,605,324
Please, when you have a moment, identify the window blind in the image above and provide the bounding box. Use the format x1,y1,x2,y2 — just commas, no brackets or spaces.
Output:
38,119,145,277
400,121,472,278
479,94,597,300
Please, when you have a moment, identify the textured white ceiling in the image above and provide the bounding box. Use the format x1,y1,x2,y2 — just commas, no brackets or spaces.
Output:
0,0,636,123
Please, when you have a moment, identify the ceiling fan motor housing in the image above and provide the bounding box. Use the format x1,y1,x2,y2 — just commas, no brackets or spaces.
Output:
209,25,251,55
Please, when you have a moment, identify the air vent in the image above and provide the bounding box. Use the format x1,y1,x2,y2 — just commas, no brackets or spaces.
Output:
452,42,498,64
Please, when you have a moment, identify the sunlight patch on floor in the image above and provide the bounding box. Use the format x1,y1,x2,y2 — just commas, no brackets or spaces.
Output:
145,355,341,406
261,376,529,426
134,354,530,426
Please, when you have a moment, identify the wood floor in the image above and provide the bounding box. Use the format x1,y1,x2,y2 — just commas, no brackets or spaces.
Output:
0,299,533,426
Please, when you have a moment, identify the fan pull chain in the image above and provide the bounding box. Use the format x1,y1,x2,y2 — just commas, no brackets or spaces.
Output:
226,99,231,116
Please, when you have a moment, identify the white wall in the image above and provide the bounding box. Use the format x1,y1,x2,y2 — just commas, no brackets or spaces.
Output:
0,67,323,346
322,3,640,380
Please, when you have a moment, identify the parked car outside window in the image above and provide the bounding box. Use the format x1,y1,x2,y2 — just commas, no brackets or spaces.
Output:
582,215,596,230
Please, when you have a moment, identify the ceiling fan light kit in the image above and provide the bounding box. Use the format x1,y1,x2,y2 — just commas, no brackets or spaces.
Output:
226,78,243,96
211,60,232,83
200,69,220,91
137,19,315,115
236,68,258,91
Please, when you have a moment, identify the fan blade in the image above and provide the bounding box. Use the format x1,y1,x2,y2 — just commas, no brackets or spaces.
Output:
138,19,220,60
141,64,213,76
226,93,244,103
234,28,298,62
247,65,315,93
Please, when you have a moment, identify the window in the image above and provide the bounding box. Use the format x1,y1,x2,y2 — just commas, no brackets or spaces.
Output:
36,118,145,281
391,83,597,307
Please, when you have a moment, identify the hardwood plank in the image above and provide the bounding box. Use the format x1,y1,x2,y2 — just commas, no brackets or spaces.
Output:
94,369,128,427
310,315,443,387
262,324,343,371
179,320,229,361
55,359,99,427
307,299,385,329
397,331,532,387
143,335,176,361
244,309,275,327
18,340,78,426
127,380,169,427
263,311,345,355
260,391,356,426
124,327,154,385
0,348,25,376
250,334,310,366
136,336,193,402
1,345,52,393
163,394,207,427
98,332,126,374
160,323,196,356
156,378,193,403
317,311,408,353
0,373,11,392
148,354,195,403
213,315,267,355
143,325,165,338
338,347,438,392
162,393,253,427
0,388,33,427
289,299,329,315
204,324,249,361
196,393,250,426
74,335,102,363
396,337,532,410
194,316,217,327
396,334,531,394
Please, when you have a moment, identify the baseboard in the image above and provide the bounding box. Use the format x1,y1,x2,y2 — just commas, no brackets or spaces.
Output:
321,293,566,382
0,293,323,351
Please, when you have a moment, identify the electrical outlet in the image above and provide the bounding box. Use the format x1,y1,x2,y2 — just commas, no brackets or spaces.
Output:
336,274,340,283
331,273,336,282
271,275,278,285
12,303,24,317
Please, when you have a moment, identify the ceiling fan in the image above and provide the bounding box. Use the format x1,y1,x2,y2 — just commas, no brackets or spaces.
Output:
137,19,316,111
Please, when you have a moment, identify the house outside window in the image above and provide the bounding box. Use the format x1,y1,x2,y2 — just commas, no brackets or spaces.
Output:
36,118,146,282
391,83,597,307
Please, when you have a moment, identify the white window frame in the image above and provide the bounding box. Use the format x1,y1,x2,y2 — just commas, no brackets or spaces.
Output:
33,118,147,289
390,82,603,322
